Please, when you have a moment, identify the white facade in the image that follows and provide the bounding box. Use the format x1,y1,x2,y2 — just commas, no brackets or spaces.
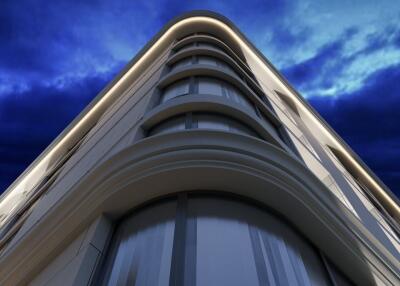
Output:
0,12,398,285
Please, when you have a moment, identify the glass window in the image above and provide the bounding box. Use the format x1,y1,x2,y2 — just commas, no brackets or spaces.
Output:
148,115,186,136
100,195,342,285
198,56,217,66
197,56,237,75
147,112,259,139
229,119,259,137
188,197,332,286
175,42,194,52
198,77,223,97
222,83,253,110
197,42,220,50
218,59,236,75
189,198,260,286
161,80,190,104
170,57,192,71
194,113,259,138
196,114,227,131
100,200,176,286
197,42,227,54
197,77,254,112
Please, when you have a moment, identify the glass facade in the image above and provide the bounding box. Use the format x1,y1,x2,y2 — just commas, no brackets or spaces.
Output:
174,39,240,68
100,200,176,286
160,76,254,113
155,73,286,145
160,79,190,104
100,195,350,286
148,112,259,138
171,55,238,76
174,41,224,53
197,41,221,50
172,53,241,75
170,57,193,71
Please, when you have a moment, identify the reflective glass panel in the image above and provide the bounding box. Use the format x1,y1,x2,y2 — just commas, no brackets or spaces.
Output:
101,200,176,286
197,77,223,97
101,196,341,285
197,42,221,50
161,80,190,103
170,57,192,71
148,115,186,136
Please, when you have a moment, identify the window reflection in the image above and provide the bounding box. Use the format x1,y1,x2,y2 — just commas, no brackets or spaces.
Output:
170,55,238,76
197,41,220,50
148,112,259,138
148,115,186,136
170,57,193,71
160,79,190,104
160,76,254,113
100,195,350,286
101,200,176,286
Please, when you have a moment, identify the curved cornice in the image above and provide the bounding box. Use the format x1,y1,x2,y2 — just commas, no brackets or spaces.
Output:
157,63,281,125
167,46,266,100
0,131,398,284
141,94,289,152
172,34,250,71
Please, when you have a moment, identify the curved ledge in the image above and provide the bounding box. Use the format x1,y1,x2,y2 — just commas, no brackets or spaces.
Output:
141,94,289,152
173,34,248,69
157,64,281,126
0,131,399,285
167,45,264,98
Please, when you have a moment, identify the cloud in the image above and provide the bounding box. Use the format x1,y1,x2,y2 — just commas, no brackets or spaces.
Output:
280,20,400,98
0,71,111,193
281,34,348,90
308,64,400,194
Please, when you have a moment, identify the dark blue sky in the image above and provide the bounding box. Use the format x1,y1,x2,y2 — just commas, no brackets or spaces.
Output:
1,0,399,196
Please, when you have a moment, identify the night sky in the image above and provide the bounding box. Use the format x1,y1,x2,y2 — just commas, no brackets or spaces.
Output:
1,1,399,196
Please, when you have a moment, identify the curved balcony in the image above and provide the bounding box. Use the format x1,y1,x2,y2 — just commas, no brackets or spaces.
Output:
173,34,249,71
142,94,288,152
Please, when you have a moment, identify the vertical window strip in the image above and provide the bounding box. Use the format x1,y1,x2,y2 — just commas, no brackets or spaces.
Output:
248,225,270,285
276,237,302,286
101,228,126,285
185,113,193,129
258,230,278,286
260,231,290,285
115,233,137,285
124,228,146,285
169,194,188,286
133,224,162,285
191,112,198,129
184,209,197,285
190,76,198,94
286,245,312,286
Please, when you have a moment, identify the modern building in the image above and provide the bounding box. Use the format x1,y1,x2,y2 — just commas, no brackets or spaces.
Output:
0,11,399,285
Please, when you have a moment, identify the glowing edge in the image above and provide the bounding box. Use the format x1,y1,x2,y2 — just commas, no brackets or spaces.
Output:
1,16,398,216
